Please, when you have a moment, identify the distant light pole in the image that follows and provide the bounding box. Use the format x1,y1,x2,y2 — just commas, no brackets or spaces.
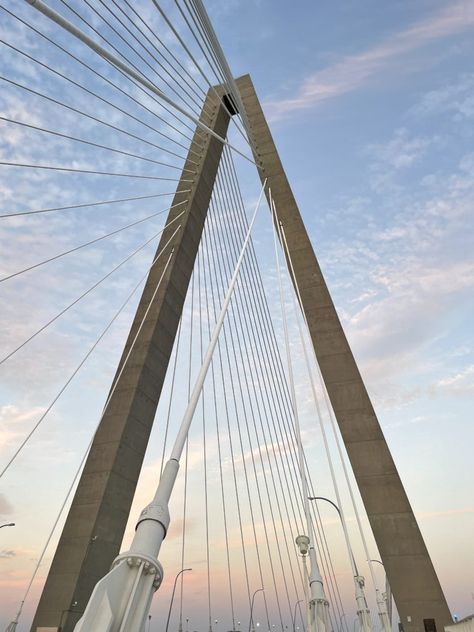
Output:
0,522,15,529
147,614,152,632
292,600,303,632
165,568,192,632
308,497,372,632
249,588,264,632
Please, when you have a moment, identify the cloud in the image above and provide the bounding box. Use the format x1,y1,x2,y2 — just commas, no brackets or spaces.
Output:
418,506,474,520
0,404,47,454
410,73,474,120
0,493,14,516
0,550,16,559
316,125,474,411
167,516,196,541
436,364,474,393
264,2,474,121
367,128,436,170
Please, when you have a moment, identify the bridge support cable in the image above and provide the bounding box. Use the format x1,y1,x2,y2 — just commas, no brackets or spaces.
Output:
26,67,233,629
3,0,204,138
221,153,349,632
210,180,312,632
171,0,251,148
271,196,331,632
0,74,191,162
220,147,349,632
55,0,196,136
71,0,202,119
71,182,266,632
106,0,214,117
3,444,90,632
0,116,194,172
202,227,253,631
277,214,391,631
0,202,187,284
2,228,190,631
215,253,288,632
215,183,330,628
0,225,181,480
206,189,299,631
196,251,214,632
57,0,200,130
276,218,373,627
86,0,208,120
0,191,182,220
119,0,210,105
201,223,256,624
0,32,196,153
204,199,275,632
211,179,324,629
0,160,187,182
210,169,312,623
184,0,254,142
150,0,252,149
201,171,319,629
0,208,187,365
212,175,323,629
24,0,258,167
277,220,387,632
198,145,347,632
177,272,198,632
310,352,393,632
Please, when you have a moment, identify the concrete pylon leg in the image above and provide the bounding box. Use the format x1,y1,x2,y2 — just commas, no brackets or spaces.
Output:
235,74,452,632
30,87,231,632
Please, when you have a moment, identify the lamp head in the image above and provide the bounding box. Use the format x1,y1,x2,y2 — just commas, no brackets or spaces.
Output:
295,534,310,555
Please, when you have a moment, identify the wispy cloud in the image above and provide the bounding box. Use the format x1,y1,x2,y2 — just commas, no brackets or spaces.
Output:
0,493,14,516
410,73,474,120
417,506,474,520
265,1,474,121
437,364,474,393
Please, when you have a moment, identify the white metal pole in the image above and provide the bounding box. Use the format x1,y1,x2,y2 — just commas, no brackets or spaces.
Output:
73,181,266,632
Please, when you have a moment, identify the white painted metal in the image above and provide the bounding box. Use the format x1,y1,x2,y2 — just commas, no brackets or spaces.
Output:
354,576,373,632
24,0,257,166
73,182,267,632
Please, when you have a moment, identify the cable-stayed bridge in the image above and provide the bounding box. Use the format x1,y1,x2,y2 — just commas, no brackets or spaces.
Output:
0,2,464,632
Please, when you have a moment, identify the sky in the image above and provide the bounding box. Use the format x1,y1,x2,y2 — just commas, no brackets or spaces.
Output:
0,0,473,631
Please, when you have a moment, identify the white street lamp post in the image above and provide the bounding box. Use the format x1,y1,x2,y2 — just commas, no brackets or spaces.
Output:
308,497,373,632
